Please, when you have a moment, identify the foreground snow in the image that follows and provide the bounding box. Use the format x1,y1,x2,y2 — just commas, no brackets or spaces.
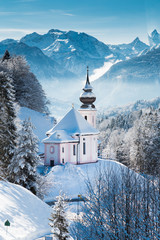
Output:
44,159,134,202
0,181,52,240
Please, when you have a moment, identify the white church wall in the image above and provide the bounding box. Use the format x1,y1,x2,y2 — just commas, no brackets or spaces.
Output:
68,143,78,164
79,135,98,164
78,109,97,128
44,143,60,166
59,142,78,165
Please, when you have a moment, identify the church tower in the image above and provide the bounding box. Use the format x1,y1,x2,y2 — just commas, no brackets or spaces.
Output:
79,67,97,128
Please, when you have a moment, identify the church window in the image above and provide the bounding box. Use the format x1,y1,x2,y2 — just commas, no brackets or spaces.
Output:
85,116,87,120
62,158,64,164
83,142,86,155
62,147,64,153
73,145,76,155
83,138,85,141
50,146,54,154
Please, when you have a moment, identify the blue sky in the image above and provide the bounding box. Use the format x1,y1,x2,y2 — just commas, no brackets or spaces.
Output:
0,0,160,44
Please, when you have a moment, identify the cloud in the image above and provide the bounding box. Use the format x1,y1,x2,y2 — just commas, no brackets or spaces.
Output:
0,10,46,16
0,28,31,33
0,28,47,41
16,0,37,2
62,13,75,17
0,12,17,16
50,9,75,17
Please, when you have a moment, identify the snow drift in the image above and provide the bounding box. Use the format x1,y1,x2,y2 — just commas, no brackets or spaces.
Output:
0,181,51,240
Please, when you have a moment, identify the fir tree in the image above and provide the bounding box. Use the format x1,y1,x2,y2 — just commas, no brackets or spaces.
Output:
8,118,42,196
0,71,17,179
1,53,49,113
2,50,10,62
49,193,69,240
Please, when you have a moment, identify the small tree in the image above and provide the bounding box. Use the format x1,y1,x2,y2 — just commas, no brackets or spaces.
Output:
2,50,10,62
8,118,42,196
49,193,69,240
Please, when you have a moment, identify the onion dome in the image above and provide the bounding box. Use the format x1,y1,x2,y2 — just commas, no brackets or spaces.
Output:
80,67,96,108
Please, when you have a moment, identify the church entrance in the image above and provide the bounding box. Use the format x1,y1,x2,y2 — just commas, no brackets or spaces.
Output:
50,160,54,167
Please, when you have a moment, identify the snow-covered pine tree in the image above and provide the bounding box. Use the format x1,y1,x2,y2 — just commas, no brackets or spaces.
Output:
49,193,69,240
8,118,42,196
129,108,160,174
1,52,49,113
0,71,17,179
2,50,10,62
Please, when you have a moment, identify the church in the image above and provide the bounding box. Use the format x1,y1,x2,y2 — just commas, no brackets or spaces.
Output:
43,67,99,166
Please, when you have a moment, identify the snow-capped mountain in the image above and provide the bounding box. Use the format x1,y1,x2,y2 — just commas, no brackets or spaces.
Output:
92,45,160,108
20,29,115,75
0,28,153,81
0,40,74,79
20,29,150,77
148,29,160,47
0,28,159,110
109,37,149,60
97,45,160,84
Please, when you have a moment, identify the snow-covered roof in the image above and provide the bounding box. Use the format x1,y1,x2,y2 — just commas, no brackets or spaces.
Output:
43,130,79,143
47,108,99,136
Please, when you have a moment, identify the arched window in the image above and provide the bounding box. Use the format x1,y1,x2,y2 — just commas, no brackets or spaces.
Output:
85,116,87,120
50,146,55,154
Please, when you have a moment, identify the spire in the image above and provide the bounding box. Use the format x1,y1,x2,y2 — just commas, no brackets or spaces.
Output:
79,66,96,109
83,66,92,92
86,66,90,84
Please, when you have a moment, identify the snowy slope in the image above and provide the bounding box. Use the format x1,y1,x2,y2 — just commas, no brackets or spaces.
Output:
0,181,51,240
18,107,55,153
44,159,141,202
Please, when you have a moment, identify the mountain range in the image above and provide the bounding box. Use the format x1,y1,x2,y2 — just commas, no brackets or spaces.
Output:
0,28,160,112
1,29,159,81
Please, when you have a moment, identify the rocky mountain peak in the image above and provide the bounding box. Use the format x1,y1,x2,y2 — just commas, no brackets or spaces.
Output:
148,29,160,47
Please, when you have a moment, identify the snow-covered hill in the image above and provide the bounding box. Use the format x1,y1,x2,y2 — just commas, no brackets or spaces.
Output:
0,181,51,240
44,159,141,202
